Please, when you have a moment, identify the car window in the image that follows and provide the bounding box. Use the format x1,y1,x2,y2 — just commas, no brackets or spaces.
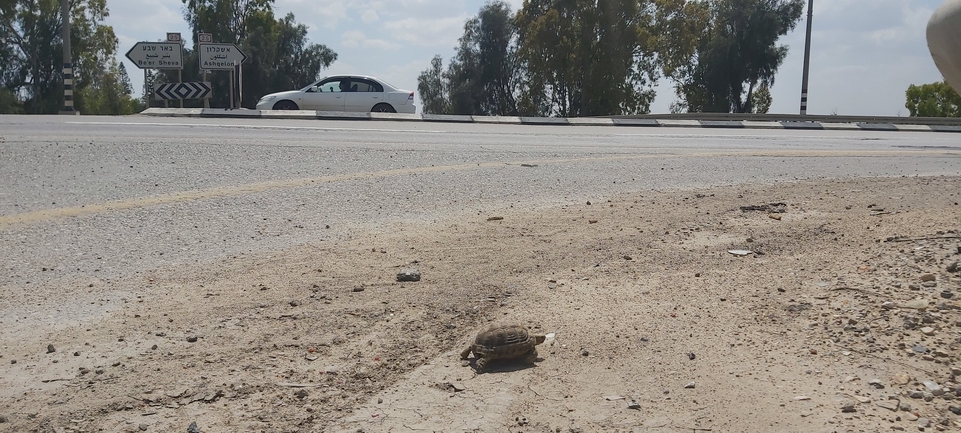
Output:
352,79,383,93
312,78,348,93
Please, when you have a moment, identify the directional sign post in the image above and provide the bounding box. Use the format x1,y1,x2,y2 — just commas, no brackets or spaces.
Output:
199,43,248,109
154,82,212,100
125,42,183,70
198,43,247,70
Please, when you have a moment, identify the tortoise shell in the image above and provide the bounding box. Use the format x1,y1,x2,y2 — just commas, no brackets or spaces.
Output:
461,324,545,372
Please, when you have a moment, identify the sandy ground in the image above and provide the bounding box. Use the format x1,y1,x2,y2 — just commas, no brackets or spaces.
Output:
2,176,961,433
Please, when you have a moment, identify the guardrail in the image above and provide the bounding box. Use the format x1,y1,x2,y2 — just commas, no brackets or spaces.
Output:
138,108,961,133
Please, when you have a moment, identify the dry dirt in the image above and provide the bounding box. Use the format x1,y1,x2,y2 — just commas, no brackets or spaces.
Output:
3,176,961,433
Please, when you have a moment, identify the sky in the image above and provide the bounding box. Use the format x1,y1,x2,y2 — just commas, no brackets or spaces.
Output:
106,0,949,116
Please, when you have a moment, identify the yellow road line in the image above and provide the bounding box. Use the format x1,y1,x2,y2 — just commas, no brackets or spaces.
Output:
1,149,956,227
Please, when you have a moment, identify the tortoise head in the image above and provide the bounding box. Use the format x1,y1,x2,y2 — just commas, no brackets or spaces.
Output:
533,334,546,345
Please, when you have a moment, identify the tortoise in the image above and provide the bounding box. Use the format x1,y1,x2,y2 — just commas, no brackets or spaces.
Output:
461,324,546,373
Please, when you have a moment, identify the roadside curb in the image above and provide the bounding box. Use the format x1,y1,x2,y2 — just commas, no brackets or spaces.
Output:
138,108,961,133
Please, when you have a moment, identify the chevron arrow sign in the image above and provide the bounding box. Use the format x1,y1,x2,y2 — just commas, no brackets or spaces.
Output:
155,82,212,100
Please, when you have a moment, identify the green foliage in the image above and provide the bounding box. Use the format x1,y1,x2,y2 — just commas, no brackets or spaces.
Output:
751,84,772,114
905,82,961,117
420,1,519,116
516,0,658,117
0,0,138,114
0,87,24,113
177,0,335,108
417,56,450,114
77,61,142,114
659,0,803,113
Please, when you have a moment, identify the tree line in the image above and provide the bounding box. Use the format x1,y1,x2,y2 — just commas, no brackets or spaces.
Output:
0,0,334,114
418,0,804,117
2,0,958,116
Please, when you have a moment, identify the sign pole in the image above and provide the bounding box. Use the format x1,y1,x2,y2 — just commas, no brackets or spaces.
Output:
237,62,242,109
178,70,183,108
144,70,149,108
229,68,235,109
202,70,209,108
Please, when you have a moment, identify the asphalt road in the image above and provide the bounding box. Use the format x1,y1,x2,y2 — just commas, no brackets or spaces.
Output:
2,115,960,303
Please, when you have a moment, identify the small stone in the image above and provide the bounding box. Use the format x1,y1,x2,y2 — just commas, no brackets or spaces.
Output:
10,360,15,364
0,415,7,423
684,382,696,389
917,417,931,428
396,269,421,282
882,301,897,310
941,291,954,299
898,401,911,411
627,400,641,409
352,286,365,292
913,345,929,353
289,300,299,307
893,373,911,385
845,375,860,383
947,262,959,273
186,336,198,343
868,379,885,389
920,327,936,336
139,423,148,431
841,403,857,413
949,406,961,415
854,395,871,403
294,389,308,399
909,390,924,399
876,400,899,411
905,413,919,422
794,396,811,401
581,349,589,357
923,392,935,401
902,299,929,310
187,422,200,433
46,344,55,354
920,273,936,282
604,395,625,401
451,383,465,392
923,381,943,394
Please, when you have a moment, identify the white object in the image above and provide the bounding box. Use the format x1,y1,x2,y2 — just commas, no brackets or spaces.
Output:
927,0,961,95
256,74,416,113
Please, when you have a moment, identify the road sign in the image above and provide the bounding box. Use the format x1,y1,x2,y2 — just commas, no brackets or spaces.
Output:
167,33,182,44
154,82,211,100
198,33,213,43
198,43,247,70
125,42,183,69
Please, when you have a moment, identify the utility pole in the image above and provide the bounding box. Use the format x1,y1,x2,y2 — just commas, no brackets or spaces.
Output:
799,0,814,115
60,0,77,114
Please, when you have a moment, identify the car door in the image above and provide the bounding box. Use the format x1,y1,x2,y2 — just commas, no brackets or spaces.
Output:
343,78,384,112
299,78,346,111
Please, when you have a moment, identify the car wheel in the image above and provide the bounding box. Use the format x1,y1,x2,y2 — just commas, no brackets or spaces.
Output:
371,103,396,113
272,100,299,110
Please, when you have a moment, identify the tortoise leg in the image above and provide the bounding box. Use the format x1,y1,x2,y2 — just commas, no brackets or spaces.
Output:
475,357,488,373
460,346,472,360
525,348,538,365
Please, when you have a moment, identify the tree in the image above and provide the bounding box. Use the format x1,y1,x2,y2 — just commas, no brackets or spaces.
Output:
515,0,659,117
905,82,961,117
657,0,803,113
77,60,142,114
0,0,137,113
417,55,450,114
179,0,336,108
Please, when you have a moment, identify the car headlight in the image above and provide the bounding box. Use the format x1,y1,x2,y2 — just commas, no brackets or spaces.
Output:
259,95,277,102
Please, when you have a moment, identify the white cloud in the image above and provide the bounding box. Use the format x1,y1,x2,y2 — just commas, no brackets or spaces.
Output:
361,10,380,24
341,30,401,50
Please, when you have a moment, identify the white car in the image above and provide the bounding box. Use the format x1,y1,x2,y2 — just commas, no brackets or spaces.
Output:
256,75,416,113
